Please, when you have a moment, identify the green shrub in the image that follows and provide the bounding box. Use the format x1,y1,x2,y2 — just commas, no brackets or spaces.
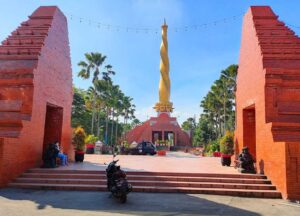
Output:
205,139,220,154
122,140,129,148
210,140,220,152
85,134,98,144
220,131,234,155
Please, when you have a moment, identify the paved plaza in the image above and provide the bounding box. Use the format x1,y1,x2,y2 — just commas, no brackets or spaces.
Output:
0,188,299,216
58,152,238,174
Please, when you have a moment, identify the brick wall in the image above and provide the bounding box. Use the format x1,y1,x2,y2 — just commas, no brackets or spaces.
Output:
236,6,300,199
0,6,72,187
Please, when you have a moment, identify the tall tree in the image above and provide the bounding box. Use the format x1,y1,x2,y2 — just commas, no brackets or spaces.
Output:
94,79,111,144
71,86,92,134
193,114,217,146
197,64,238,144
115,91,125,146
109,85,121,146
181,117,196,131
78,52,107,134
131,118,141,128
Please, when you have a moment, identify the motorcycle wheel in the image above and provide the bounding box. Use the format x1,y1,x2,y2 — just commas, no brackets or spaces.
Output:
119,194,127,203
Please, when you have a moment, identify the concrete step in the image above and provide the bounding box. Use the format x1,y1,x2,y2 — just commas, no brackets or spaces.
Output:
8,182,281,198
21,173,272,184
133,186,282,198
129,181,276,190
27,168,267,179
9,182,106,191
14,178,276,190
10,169,281,198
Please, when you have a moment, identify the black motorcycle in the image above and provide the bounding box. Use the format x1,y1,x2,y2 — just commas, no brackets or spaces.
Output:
105,155,132,203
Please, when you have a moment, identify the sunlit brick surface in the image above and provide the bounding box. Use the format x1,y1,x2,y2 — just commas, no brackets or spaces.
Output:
235,6,300,200
0,6,72,187
57,152,238,173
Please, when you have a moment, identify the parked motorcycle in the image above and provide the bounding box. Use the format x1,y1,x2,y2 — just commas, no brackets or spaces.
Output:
105,154,132,203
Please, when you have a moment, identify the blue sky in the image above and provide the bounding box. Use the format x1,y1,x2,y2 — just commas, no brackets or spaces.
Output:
0,0,299,124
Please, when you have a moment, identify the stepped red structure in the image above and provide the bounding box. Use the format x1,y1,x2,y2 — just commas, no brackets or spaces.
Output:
126,113,191,146
235,6,300,200
0,6,72,187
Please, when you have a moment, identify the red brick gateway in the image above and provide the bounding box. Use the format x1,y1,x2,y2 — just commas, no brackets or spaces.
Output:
0,5,299,200
0,6,73,187
235,6,300,200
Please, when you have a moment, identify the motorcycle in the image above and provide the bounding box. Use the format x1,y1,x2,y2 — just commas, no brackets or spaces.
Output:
105,154,132,203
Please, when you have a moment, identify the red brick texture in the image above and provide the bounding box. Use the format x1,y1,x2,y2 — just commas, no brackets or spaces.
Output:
0,6,72,187
235,6,300,199
126,113,191,146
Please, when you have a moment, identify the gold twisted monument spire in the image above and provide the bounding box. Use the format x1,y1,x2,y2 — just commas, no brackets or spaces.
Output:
154,19,173,113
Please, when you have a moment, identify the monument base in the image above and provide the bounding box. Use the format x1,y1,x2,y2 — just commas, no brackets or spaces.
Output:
126,113,191,147
153,102,173,113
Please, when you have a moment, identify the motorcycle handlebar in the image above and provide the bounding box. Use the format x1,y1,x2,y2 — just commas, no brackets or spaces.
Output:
104,159,119,165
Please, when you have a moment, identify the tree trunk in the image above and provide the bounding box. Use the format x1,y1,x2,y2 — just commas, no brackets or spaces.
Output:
115,116,119,145
91,91,96,135
110,108,114,146
123,112,127,140
97,109,101,138
217,114,222,138
91,108,95,135
105,107,109,145
223,92,226,135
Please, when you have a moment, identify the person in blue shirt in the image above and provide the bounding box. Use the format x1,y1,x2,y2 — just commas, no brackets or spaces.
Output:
55,141,68,166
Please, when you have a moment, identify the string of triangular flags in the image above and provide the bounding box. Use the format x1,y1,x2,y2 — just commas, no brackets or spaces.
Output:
68,12,245,34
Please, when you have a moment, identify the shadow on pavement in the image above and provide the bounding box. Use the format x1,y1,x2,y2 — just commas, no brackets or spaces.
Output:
0,188,260,215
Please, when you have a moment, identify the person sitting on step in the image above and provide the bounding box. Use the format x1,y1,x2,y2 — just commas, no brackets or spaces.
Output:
55,141,68,166
237,146,256,174
42,143,59,168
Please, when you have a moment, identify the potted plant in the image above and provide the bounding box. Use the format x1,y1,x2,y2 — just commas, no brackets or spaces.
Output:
156,141,168,156
220,131,234,166
85,134,98,154
72,126,86,162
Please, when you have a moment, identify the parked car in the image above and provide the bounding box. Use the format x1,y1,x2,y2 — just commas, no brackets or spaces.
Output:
129,141,157,155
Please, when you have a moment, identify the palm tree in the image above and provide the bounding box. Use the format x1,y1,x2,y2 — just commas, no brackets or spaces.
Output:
199,64,238,138
212,79,227,135
102,64,115,81
122,96,132,124
100,65,116,143
78,52,107,134
115,91,125,146
94,79,111,144
109,85,121,146
131,118,141,128
221,65,238,130
121,96,135,140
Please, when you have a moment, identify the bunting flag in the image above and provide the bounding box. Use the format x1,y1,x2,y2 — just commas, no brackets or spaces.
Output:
68,12,245,34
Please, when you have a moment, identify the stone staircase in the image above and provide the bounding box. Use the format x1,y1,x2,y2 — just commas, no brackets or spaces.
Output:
8,168,282,198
